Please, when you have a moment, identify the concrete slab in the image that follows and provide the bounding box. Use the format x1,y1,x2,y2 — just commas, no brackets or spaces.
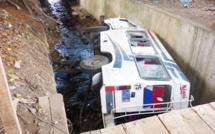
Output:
49,94,69,134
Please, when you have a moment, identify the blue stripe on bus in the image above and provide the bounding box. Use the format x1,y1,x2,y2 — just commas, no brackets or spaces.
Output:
161,52,175,63
166,67,178,78
112,42,122,68
117,44,133,61
131,43,135,46
106,91,113,113
165,62,188,81
143,88,152,108
107,34,122,68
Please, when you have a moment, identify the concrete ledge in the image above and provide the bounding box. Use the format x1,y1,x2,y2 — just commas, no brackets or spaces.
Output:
39,94,69,134
80,0,215,104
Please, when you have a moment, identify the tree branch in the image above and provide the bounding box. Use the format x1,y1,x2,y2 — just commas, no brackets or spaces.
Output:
22,0,33,15
6,0,21,10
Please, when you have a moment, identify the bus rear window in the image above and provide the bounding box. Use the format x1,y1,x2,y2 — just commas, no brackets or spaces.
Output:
135,56,170,80
127,31,147,39
130,39,151,47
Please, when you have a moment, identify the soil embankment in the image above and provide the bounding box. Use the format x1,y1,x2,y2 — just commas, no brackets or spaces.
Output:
0,0,60,133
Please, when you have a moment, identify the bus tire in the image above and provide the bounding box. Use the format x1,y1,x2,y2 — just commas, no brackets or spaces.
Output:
80,55,109,74
85,26,109,33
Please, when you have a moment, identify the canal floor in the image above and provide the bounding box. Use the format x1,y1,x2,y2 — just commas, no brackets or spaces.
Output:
46,0,103,133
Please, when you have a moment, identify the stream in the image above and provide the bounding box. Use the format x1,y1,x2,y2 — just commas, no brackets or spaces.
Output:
44,0,103,133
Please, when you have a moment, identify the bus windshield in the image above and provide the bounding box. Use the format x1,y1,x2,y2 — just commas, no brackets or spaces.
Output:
135,56,170,80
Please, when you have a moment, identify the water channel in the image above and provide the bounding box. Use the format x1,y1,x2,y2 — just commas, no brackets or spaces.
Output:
44,0,103,133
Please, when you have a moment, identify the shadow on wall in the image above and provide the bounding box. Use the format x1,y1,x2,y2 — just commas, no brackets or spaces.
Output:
158,36,205,106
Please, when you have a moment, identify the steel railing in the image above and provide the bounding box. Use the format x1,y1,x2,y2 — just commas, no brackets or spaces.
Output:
110,95,194,119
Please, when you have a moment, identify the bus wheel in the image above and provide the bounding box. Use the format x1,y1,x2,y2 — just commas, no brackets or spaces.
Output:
80,55,109,74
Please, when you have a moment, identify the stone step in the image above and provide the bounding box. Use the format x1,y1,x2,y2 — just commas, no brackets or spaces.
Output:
39,94,70,134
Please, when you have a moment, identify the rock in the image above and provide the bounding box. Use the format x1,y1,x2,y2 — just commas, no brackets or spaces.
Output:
8,23,12,28
72,11,79,16
8,74,19,80
14,93,22,98
54,121,59,124
0,9,9,18
14,60,21,69
9,85,16,90
183,4,189,8
205,8,215,11
30,108,37,114
12,98,19,112
42,7,48,12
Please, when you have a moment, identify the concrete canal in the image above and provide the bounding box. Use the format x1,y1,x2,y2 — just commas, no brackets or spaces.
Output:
45,0,103,133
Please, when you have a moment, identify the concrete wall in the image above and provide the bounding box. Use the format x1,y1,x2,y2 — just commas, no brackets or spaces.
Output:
80,0,215,105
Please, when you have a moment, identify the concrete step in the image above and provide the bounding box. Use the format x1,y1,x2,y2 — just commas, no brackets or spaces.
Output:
104,114,115,128
39,94,69,134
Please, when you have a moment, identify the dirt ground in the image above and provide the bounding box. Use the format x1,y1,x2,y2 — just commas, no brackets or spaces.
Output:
0,0,214,133
0,1,59,133
147,0,215,29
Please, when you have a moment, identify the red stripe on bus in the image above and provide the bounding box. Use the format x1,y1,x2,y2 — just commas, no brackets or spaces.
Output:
105,86,115,91
147,30,155,40
152,86,164,108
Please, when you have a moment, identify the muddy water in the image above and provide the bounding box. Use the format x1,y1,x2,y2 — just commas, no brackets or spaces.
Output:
45,0,103,133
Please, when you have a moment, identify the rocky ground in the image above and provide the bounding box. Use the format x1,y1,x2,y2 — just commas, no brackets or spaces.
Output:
147,0,215,29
